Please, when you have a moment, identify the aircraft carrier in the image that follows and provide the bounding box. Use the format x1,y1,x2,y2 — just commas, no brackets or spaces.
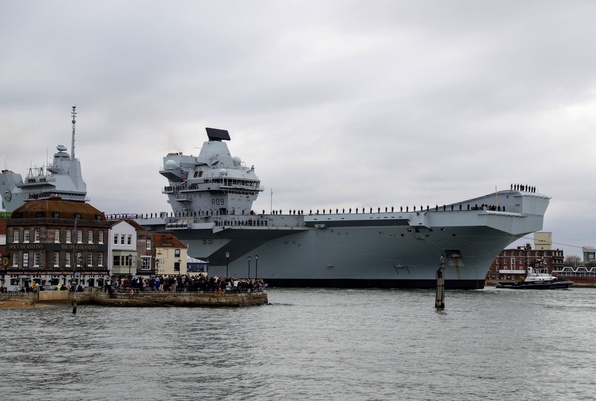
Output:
137,127,550,289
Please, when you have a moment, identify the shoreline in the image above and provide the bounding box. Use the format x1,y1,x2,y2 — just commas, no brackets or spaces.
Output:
0,290,268,308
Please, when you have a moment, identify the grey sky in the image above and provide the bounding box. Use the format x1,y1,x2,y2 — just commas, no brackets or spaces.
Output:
1,1,595,257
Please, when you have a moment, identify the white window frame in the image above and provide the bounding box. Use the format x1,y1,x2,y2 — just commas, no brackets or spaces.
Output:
33,252,41,267
141,256,151,271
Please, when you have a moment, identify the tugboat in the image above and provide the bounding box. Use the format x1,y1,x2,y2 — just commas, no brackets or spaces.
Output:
496,261,574,289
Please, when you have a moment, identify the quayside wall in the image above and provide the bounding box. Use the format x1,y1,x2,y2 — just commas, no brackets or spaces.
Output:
75,291,268,307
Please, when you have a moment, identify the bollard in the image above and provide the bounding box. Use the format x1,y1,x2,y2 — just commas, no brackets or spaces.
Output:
435,256,445,309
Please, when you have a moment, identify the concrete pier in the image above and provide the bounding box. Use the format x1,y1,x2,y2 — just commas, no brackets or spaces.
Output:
1,290,268,308
75,290,268,307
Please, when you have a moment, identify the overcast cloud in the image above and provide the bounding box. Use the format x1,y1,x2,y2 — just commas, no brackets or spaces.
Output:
1,0,596,257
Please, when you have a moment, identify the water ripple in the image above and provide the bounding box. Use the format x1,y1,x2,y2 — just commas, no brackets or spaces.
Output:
1,288,595,400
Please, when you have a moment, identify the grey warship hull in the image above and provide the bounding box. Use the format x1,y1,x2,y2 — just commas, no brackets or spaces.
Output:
139,190,549,290
142,127,549,289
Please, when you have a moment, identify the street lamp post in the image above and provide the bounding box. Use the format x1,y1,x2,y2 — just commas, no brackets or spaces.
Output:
255,254,258,280
248,256,251,280
225,251,230,277
128,254,132,278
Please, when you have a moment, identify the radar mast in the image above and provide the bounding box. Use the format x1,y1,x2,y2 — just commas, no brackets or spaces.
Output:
71,105,77,159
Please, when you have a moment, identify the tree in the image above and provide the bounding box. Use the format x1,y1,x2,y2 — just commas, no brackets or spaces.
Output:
564,255,583,267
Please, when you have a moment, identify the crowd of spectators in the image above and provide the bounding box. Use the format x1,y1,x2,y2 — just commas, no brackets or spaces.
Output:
108,274,266,294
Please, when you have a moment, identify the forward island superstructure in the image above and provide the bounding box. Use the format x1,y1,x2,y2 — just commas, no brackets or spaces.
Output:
0,106,87,212
140,127,550,289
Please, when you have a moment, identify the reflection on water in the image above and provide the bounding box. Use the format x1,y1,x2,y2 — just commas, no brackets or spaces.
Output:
1,288,595,400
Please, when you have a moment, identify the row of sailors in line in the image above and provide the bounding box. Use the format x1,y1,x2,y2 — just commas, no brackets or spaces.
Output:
305,204,506,214
172,203,506,218
511,184,537,193
110,202,508,221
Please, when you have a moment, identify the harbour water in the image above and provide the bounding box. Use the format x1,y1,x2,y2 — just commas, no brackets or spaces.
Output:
1,287,595,400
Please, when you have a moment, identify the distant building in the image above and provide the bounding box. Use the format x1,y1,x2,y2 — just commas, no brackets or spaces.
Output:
486,243,564,282
4,198,110,290
106,218,160,277
534,232,552,250
108,219,140,278
154,233,187,276
582,246,596,264
135,224,156,276
187,256,208,276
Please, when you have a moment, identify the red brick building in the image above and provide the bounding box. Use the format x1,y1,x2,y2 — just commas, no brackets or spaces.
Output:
5,199,111,290
486,243,564,282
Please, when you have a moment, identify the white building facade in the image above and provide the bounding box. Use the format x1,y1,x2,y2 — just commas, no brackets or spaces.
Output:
109,220,138,277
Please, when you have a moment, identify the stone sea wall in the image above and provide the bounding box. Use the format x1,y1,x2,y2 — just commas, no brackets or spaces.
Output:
76,291,268,307
1,290,268,308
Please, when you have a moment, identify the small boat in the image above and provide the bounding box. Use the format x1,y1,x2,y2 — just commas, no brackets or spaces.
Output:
496,265,574,289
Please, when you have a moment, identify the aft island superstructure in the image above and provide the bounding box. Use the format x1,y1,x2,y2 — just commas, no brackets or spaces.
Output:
143,127,550,289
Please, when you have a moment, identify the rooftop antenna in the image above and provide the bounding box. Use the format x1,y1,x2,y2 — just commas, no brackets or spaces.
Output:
71,105,77,159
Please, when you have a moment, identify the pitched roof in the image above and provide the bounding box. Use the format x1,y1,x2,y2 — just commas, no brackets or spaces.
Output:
107,219,147,230
155,233,186,249
11,199,105,221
